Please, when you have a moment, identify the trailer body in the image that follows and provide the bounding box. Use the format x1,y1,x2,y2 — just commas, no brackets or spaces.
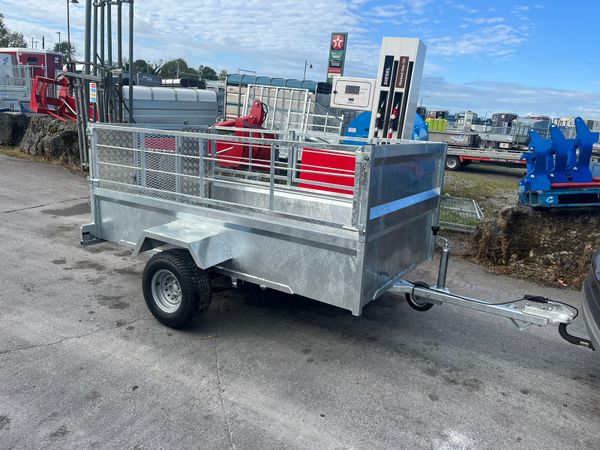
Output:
443,147,526,170
83,124,446,315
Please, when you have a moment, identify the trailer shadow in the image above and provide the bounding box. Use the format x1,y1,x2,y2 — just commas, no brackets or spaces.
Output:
208,284,600,383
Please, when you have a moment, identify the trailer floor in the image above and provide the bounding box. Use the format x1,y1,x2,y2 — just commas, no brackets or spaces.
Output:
1,153,599,449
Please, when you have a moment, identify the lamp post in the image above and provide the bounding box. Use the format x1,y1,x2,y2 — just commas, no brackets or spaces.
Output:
419,95,429,107
67,0,79,60
56,31,61,48
303,60,313,81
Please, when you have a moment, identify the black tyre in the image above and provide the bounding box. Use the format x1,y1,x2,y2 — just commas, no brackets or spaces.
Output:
405,281,434,312
445,155,461,171
142,249,211,329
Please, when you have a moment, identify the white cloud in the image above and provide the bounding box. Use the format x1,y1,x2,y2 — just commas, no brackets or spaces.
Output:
2,0,597,120
366,6,406,18
408,0,433,15
368,0,432,16
454,4,479,14
2,0,374,74
423,61,444,76
512,5,530,12
428,24,526,57
410,18,429,26
465,17,507,24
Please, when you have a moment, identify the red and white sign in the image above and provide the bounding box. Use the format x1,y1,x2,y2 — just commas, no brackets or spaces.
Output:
331,34,346,50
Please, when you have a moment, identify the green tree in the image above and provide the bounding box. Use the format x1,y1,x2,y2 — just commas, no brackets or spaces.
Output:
0,13,27,47
218,69,228,81
199,65,218,80
160,58,196,79
136,59,162,75
132,58,150,73
53,41,75,61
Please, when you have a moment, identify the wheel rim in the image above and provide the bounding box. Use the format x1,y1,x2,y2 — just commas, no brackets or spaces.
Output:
447,158,458,169
151,269,182,313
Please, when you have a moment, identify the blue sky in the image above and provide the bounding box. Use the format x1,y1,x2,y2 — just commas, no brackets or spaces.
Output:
3,0,600,118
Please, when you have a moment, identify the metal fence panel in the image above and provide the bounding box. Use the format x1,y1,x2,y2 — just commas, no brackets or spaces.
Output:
90,124,361,227
439,195,484,232
242,84,343,141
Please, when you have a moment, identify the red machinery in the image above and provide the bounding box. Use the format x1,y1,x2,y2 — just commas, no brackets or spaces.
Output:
213,99,356,194
30,75,77,122
212,100,275,169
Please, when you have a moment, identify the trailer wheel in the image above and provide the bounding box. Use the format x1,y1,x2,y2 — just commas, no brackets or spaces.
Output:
142,249,211,329
445,156,461,171
405,281,434,311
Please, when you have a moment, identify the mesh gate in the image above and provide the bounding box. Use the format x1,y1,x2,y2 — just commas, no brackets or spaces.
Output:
439,195,484,233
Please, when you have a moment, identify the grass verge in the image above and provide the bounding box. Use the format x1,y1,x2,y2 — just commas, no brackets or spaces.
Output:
442,164,522,215
0,145,84,174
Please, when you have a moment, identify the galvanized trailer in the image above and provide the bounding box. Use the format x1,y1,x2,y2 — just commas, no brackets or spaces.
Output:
83,123,444,317
81,124,594,352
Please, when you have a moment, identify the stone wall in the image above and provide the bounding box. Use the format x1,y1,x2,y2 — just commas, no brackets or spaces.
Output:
0,112,80,163
0,112,29,146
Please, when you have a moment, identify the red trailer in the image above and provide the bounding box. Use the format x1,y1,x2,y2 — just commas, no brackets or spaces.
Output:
0,48,63,111
0,48,63,78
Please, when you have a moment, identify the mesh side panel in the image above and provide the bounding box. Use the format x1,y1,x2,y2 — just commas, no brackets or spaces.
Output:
90,126,358,221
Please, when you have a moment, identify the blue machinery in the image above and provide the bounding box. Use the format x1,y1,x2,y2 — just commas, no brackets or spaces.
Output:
519,117,600,207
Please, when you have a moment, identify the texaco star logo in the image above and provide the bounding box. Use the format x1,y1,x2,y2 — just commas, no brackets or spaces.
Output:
332,34,345,50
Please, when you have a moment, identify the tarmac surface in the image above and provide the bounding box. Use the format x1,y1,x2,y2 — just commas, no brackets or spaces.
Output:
1,153,599,449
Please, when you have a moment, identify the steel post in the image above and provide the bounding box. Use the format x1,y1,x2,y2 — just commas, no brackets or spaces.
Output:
92,1,98,121
66,0,71,61
106,0,112,66
84,0,92,75
99,1,106,122
117,0,123,122
128,0,134,123
106,0,114,121
92,2,98,75
84,0,92,103
99,1,104,64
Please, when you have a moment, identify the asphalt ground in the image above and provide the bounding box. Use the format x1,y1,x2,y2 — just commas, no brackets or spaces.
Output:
1,153,599,449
